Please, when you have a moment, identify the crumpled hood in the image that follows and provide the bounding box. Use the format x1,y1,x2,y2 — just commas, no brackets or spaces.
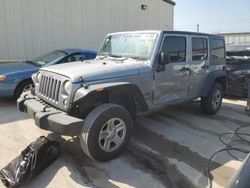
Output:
0,61,37,75
41,59,150,83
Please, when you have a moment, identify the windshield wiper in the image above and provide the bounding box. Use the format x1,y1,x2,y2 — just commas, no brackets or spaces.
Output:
97,54,148,61
97,55,108,60
25,60,41,67
127,56,148,61
109,54,124,58
97,54,123,60
97,54,127,61
25,59,36,65
25,60,35,64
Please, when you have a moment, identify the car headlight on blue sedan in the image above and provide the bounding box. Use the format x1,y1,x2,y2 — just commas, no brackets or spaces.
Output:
0,75,7,81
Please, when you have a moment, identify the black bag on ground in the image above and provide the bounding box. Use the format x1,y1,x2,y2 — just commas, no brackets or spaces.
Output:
0,136,61,187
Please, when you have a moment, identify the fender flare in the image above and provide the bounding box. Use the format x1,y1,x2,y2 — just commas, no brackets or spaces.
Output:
73,82,148,114
199,70,227,97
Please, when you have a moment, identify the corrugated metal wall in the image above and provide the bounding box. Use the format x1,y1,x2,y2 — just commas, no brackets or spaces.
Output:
0,0,174,59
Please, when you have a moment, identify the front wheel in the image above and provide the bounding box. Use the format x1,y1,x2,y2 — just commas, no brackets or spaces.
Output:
200,83,223,115
80,103,133,161
15,80,34,99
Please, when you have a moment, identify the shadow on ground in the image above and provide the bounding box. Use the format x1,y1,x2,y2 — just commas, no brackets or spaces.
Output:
0,97,16,107
0,97,28,124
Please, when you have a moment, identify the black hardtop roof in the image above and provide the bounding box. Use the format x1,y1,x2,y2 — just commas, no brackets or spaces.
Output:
162,30,224,39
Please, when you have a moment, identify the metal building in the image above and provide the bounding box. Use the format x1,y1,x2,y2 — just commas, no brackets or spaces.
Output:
0,0,175,59
220,32,250,44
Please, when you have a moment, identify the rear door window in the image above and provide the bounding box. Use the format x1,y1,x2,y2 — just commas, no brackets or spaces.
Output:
192,37,208,61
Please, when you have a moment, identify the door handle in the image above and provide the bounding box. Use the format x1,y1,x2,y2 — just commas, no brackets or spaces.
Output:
179,67,190,73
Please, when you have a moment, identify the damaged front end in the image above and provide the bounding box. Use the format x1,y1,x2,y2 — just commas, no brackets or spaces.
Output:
226,44,250,97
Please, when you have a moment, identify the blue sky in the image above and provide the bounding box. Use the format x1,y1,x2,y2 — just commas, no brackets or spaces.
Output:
174,0,250,33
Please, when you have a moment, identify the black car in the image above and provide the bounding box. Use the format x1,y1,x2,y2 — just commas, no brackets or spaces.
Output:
226,43,250,97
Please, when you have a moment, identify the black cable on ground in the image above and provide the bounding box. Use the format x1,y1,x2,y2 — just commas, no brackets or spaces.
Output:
206,125,250,188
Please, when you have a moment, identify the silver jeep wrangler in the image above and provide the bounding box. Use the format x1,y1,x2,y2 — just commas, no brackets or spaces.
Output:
18,30,227,161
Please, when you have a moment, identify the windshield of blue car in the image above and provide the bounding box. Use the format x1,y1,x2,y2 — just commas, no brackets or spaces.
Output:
30,51,67,67
98,33,158,60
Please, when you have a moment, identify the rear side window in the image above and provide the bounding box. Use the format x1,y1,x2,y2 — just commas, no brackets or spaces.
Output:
162,36,186,63
192,37,208,61
211,39,225,59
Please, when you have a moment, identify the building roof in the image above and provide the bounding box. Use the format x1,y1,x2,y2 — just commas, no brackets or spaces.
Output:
219,32,250,35
163,0,176,6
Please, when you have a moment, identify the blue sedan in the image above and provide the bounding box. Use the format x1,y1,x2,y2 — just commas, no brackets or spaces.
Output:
0,49,97,98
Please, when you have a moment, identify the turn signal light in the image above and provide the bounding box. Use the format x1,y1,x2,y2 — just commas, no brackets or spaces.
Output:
96,88,104,92
0,75,7,81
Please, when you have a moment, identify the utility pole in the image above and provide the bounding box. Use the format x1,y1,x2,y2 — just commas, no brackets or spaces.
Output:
196,24,200,32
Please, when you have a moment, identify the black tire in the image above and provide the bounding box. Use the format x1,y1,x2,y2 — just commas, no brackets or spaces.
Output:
200,83,223,115
80,103,133,161
14,79,34,99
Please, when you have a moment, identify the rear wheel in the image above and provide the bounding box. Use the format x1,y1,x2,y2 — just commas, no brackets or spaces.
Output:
15,80,34,99
80,103,133,161
201,83,223,115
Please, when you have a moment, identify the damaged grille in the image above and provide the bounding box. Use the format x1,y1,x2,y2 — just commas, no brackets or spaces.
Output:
38,75,61,102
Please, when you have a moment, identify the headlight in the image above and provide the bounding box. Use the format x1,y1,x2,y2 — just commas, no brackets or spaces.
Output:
0,75,7,81
32,72,41,83
64,81,72,95
37,73,42,83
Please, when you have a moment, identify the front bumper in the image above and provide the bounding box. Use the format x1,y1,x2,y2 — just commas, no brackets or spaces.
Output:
17,91,83,136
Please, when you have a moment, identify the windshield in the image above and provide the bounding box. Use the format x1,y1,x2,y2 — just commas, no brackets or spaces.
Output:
31,51,67,67
98,33,158,60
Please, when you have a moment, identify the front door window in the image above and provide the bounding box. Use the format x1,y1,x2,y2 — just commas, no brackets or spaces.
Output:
154,35,190,104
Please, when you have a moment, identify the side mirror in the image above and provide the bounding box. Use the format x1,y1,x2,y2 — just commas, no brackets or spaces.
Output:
159,52,170,65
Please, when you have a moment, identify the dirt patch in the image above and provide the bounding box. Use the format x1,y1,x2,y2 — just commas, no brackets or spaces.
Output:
133,123,222,173
126,142,195,188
